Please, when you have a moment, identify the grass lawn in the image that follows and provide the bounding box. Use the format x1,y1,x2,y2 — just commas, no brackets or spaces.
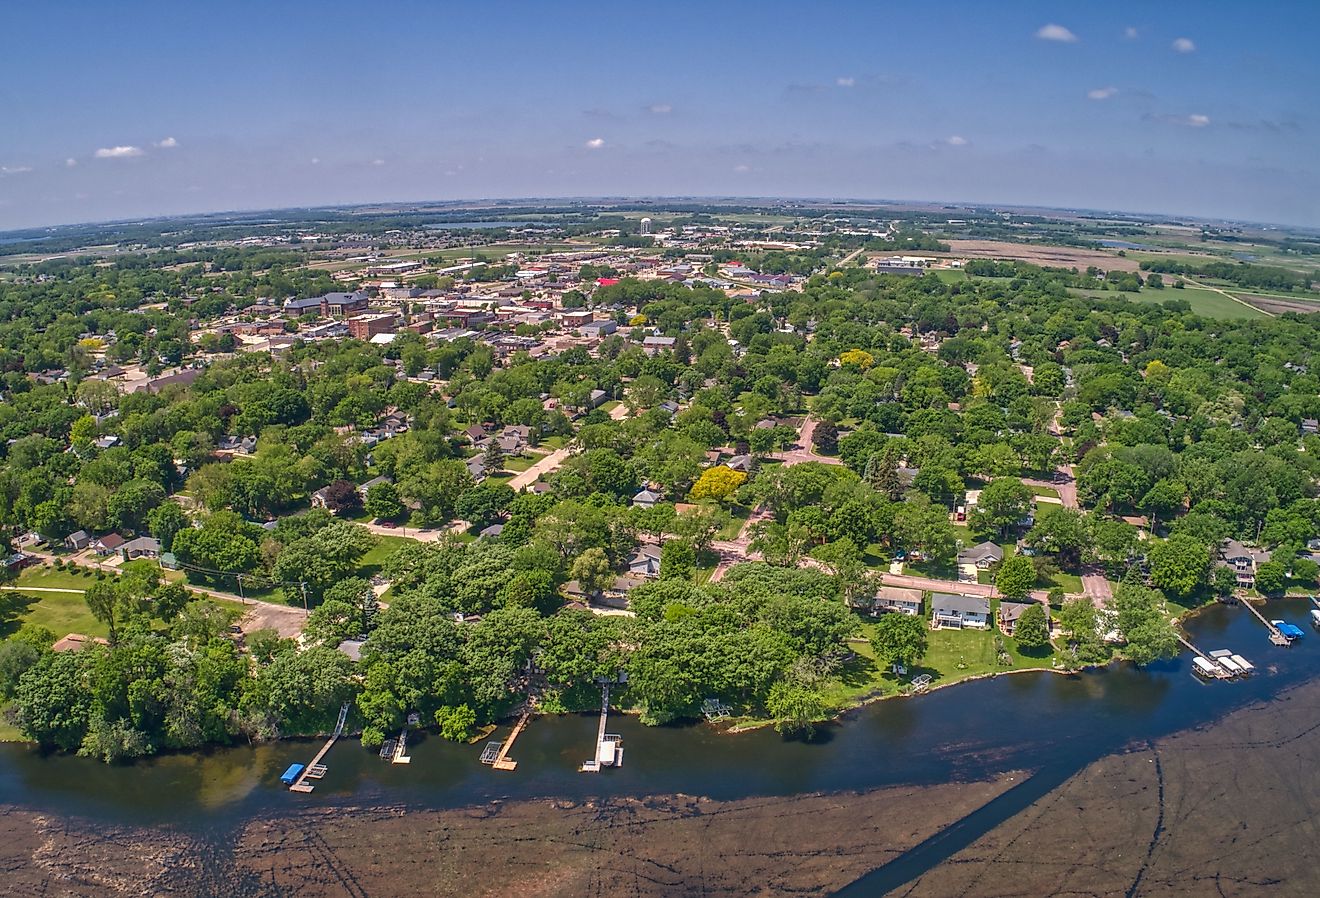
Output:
822,616,1057,711
1068,285,1263,319
502,456,536,473
1028,484,1061,499
715,506,751,540
11,566,100,590
357,534,419,578
539,435,569,450
930,269,968,284
1,587,105,640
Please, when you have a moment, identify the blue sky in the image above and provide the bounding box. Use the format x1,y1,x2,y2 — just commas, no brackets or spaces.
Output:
1,1,1316,229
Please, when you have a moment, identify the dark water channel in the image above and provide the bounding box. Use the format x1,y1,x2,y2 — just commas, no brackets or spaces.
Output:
2,598,1318,890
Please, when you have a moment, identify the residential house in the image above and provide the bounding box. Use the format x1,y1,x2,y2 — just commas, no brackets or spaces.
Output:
52,633,111,653
359,474,393,497
958,541,1003,569
868,586,924,616
998,601,1037,637
725,454,755,474
1303,418,1319,435
120,536,161,561
478,523,504,539
642,335,676,355
632,488,662,509
92,533,126,555
628,544,663,578
465,455,489,480
64,530,92,551
310,486,333,510
930,593,991,630
1219,539,1271,588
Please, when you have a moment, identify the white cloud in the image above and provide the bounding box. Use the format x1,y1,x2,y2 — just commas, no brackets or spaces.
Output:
836,76,856,88
945,135,969,146
646,103,672,114
155,136,178,148
584,137,605,149
1035,23,1078,43
1172,37,1196,53
65,157,78,167
310,157,320,165
1124,26,1139,39
0,165,34,176
371,158,385,166
1149,112,1210,128
733,164,751,173
94,145,143,158
1088,86,1119,100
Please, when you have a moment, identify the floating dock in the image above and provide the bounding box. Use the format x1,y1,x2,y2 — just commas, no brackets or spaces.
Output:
1178,634,1230,679
288,703,350,793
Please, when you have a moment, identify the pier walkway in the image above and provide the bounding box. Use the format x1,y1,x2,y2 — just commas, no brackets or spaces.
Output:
1238,596,1291,645
289,702,351,793
484,708,531,771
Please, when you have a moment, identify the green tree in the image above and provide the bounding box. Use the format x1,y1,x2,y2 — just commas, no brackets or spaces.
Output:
870,613,929,669
1147,534,1210,599
1113,581,1179,665
365,481,405,520
1013,603,1050,650
570,547,615,599
660,539,697,580
970,478,1033,538
767,678,832,738
995,555,1037,600
1253,560,1286,596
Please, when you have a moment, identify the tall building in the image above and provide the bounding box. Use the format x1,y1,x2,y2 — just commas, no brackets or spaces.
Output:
639,217,652,235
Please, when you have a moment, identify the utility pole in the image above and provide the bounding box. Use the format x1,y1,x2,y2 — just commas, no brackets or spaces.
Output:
300,581,310,616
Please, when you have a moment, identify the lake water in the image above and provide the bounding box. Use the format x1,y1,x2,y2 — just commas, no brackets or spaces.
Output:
1098,239,1156,250
1,598,1318,853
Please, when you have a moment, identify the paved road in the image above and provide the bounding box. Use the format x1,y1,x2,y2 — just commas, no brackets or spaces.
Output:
774,417,844,467
1023,459,1113,606
507,446,572,490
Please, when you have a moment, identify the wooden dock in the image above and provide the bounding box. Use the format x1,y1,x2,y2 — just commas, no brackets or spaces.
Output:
581,684,622,772
289,702,350,793
1238,596,1291,645
489,709,530,771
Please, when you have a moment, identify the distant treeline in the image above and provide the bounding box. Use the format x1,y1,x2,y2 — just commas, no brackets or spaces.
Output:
1138,259,1312,292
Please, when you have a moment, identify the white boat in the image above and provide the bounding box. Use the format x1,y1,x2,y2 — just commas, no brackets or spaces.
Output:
1310,609,1320,628
1216,655,1243,676
1192,657,1221,678
1230,654,1254,673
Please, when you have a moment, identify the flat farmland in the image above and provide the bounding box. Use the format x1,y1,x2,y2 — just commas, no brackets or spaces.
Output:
942,239,1141,272
1068,285,1265,319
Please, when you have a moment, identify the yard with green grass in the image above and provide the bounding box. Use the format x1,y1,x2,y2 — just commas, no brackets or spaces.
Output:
357,534,418,578
819,613,1058,716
